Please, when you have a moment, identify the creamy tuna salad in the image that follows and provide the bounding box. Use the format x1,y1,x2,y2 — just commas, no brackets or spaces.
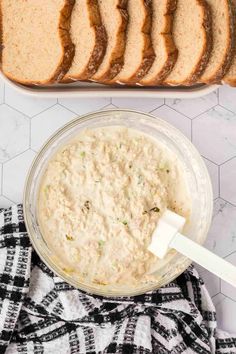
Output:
38,127,191,286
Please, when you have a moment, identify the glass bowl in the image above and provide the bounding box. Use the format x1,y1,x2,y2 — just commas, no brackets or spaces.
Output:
23,109,213,297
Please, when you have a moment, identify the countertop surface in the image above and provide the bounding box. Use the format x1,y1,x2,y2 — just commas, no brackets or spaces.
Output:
0,78,236,334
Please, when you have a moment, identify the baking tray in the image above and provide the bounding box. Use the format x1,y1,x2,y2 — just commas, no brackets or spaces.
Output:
0,72,218,99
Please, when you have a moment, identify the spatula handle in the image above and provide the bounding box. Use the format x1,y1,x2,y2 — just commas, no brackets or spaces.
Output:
170,233,236,287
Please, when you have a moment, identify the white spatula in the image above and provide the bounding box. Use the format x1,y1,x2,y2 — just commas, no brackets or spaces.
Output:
148,209,236,287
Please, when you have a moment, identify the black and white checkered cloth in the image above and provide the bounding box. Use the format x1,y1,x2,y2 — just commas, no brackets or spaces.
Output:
0,205,235,354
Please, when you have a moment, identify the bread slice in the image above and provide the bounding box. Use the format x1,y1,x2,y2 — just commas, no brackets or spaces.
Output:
199,0,235,84
140,0,178,86
91,0,128,83
222,0,236,86
112,0,155,84
62,0,107,82
164,0,212,86
0,0,75,85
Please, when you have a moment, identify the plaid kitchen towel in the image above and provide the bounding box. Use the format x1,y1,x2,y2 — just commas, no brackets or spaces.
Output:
0,205,236,354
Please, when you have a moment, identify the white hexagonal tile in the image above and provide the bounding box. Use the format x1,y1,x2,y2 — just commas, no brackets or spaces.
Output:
165,91,218,119
59,97,110,115
5,84,57,117
205,199,236,258
3,150,36,203
221,253,236,301
112,97,164,112
192,106,236,164
203,158,219,199
151,105,191,139
219,85,236,114
31,104,77,151
220,158,236,205
0,105,30,163
0,78,4,104
212,293,236,333
195,265,220,297
0,196,14,209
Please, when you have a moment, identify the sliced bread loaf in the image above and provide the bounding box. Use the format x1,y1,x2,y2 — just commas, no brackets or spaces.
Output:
112,0,155,84
92,0,128,82
0,0,75,85
140,0,178,86
62,0,107,82
199,0,235,84
164,0,212,86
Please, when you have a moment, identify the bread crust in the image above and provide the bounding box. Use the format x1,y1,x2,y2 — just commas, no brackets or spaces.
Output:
62,0,107,82
140,0,178,86
0,0,76,85
222,0,236,86
92,0,129,82
165,0,212,86
199,0,235,84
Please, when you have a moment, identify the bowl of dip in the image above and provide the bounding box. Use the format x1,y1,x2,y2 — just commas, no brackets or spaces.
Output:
24,109,213,296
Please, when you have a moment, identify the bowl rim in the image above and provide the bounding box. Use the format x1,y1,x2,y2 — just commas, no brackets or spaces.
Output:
23,108,213,297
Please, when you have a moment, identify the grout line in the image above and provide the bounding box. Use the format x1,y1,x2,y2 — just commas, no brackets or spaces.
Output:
219,155,236,167
202,156,219,166
4,103,31,118
149,103,165,114
223,293,236,303
190,104,219,120
217,103,236,116
220,197,236,209
218,165,221,199
1,195,17,206
201,154,220,166
57,102,80,116
163,104,193,120
30,102,58,119
211,292,221,299
1,148,29,165
223,250,236,260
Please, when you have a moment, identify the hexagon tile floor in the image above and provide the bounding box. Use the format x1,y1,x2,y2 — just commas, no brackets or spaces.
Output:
1,79,236,334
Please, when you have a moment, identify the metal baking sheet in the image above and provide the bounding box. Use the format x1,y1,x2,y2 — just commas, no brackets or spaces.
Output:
0,72,218,99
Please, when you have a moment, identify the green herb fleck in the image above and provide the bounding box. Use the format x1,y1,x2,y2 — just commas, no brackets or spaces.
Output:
122,220,128,226
66,234,74,241
150,207,160,213
142,210,148,215
44,185,50,194
98,240,105,248
80,151,86,158
129,164,132,169
166,169,170,174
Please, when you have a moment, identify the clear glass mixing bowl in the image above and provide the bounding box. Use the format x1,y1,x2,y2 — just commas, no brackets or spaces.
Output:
24,109,213,296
